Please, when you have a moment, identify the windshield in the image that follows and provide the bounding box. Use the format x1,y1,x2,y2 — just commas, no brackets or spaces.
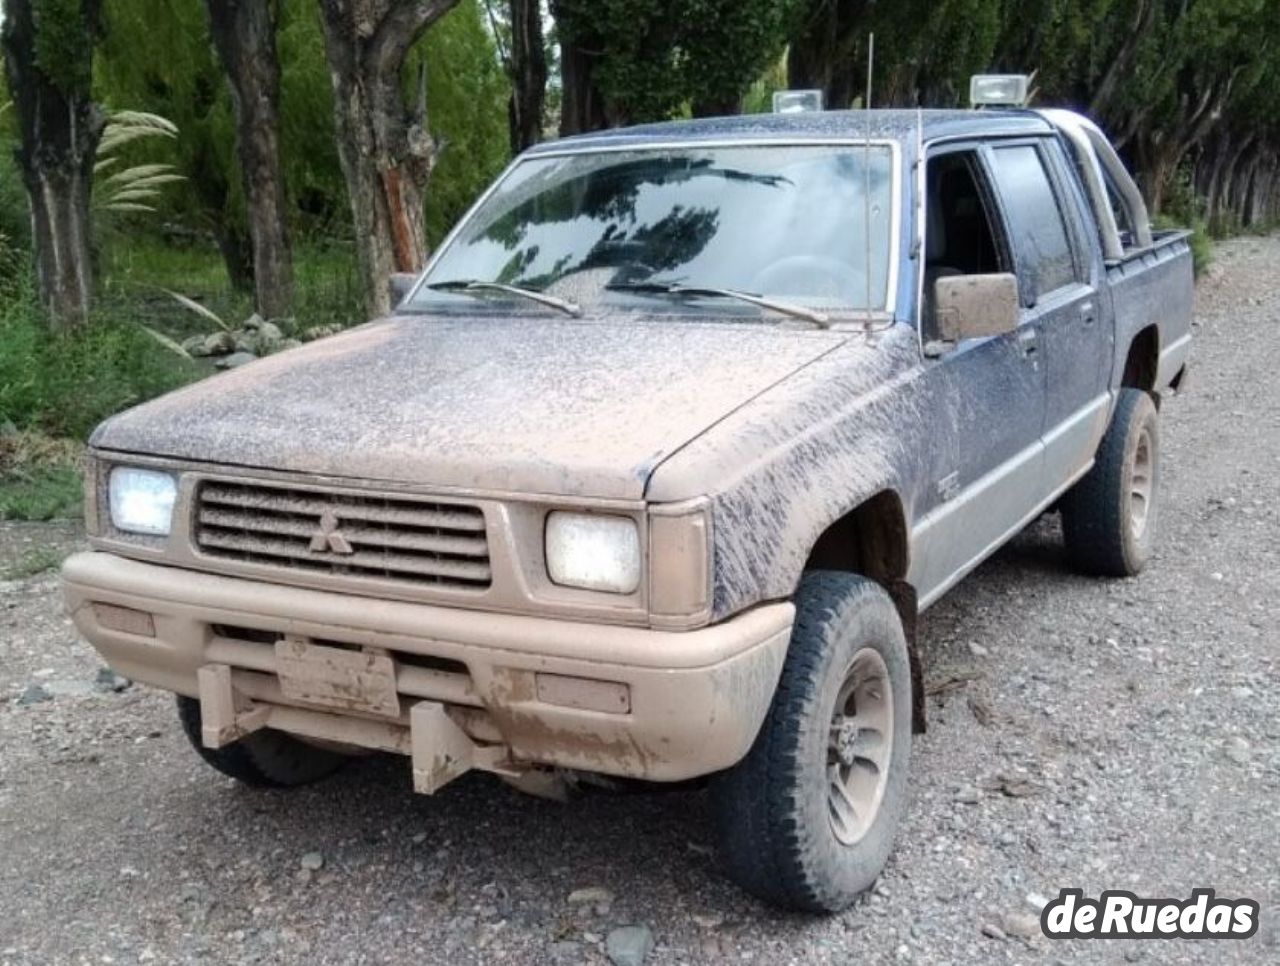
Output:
410,143,896,317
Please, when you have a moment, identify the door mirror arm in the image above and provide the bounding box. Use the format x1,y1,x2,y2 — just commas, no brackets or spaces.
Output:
389,272,418,308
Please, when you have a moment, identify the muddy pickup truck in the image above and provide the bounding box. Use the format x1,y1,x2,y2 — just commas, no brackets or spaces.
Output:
63,96,1192,912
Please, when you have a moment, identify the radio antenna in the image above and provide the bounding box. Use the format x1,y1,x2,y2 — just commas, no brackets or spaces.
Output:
863,32,875,336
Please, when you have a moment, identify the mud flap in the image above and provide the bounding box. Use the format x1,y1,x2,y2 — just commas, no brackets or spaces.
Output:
888,579,926,734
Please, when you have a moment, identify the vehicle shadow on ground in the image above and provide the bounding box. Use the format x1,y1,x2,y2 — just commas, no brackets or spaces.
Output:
195,752,751,920
171,515,1091,921
975,514,1081,579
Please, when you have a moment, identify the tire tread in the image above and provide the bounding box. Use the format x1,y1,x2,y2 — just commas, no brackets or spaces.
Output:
713,572,910,912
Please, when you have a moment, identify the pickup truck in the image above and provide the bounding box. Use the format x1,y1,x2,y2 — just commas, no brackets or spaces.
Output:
62,102,1193,912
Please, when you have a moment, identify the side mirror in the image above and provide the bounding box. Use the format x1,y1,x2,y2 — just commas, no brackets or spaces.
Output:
388,272,418,308
933,273,1020,343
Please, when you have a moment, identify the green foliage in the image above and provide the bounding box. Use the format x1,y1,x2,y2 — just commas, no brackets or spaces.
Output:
94,0,242,247
885,0,1003,104
0,96,31,248
742,51,789,115
556,0,798,122
0,287,202,440
100,236,364,332
94,0,510,267
0,474,82,524
0,226,24,304
788,0,1280,225
31,0,96,95
680,0,799,113
1156,166,1213,277
0,429,83,523
413,0,513,244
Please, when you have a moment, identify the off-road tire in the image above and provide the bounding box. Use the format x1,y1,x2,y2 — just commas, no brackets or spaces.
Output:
1061,388,1160,577
176,695,347,788
710,572,913,912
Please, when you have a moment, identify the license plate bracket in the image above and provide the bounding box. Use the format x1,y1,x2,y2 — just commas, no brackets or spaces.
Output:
274,636,401,718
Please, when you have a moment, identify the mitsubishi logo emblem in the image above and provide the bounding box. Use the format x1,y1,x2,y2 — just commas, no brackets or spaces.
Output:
310,508,354,555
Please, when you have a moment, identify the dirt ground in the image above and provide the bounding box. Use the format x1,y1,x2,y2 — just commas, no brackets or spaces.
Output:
1,236,1277,965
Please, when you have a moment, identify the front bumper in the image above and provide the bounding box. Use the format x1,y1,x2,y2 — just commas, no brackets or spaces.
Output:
62,552,792,783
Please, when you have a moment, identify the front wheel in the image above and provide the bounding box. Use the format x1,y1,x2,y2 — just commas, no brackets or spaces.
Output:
1060,387,1160,577
176,695,348,788
711,572,913,912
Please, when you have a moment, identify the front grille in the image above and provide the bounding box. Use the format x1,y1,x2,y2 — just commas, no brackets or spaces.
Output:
194,480,491,589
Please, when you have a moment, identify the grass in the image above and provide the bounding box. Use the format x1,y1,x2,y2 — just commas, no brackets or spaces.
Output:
2,545,67,580
0,431,84,522
100,235,365,331
0,464,83,522
0,288,205,440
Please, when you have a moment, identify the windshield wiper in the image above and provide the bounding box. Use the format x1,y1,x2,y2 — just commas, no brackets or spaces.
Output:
426,279,582,317
607,281,830,327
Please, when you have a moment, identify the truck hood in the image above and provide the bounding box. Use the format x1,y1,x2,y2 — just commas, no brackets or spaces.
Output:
92,315,847,500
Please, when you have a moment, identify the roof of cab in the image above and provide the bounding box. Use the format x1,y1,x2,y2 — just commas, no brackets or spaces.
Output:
525,109,1055,156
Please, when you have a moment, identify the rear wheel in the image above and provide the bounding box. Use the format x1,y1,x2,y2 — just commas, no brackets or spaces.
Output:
1061,388,1160,576
711,572,912,912
176,695,347,788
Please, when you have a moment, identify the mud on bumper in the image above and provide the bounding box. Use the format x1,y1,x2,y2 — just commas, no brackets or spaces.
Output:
62,552,792,788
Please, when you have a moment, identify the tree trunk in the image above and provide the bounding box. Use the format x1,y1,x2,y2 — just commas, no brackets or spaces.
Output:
205,0,295,321
1231,150,1261,228
553,6,608,135
1198,132,1230,233
1241,158,1264,228
1215,134,1254,234
215,223,257,295
1134,133,1185,219
1,0,104,330
318,0,459,319
507,0,548,152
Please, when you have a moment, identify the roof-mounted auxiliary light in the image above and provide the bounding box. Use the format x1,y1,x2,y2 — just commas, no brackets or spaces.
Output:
772,89,824,114
969,74,1031,108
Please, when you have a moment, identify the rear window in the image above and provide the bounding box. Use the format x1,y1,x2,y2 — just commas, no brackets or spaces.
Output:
990,145,1076,300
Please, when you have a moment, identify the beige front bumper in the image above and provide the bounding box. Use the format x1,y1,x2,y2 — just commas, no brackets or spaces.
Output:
62,552,792,783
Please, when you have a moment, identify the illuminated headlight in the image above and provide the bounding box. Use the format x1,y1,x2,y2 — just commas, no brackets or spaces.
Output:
545,512,641,594
108,467,177,536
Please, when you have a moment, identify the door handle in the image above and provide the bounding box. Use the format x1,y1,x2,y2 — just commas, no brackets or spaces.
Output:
1017,328,1038,357
1080,300,1097,325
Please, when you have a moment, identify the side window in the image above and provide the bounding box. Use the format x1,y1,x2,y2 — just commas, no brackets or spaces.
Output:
1103,171,1135,250
923,149,1010,336
989,145,1077,301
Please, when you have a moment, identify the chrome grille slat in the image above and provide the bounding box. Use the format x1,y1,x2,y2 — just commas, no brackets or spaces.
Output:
197,531,493,581
194,480,491,589
200,484,486,532
197,508,488,556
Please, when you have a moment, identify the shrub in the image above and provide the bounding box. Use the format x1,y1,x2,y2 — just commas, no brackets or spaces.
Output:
1158,165,1213,278
0,290,202,440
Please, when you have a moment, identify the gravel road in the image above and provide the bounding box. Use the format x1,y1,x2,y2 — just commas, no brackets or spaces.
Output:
2,236,1277,965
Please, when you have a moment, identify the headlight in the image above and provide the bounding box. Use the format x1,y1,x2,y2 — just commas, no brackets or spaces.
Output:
108,467,177,536
545,512,640,594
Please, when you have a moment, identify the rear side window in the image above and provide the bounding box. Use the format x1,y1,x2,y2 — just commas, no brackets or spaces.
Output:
989,145,1076,300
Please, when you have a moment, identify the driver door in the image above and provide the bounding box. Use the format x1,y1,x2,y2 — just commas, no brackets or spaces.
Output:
908,145,1048,606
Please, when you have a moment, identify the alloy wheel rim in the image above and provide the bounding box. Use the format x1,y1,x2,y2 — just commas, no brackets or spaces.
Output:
1130,427,1154,539
826,647,893,846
